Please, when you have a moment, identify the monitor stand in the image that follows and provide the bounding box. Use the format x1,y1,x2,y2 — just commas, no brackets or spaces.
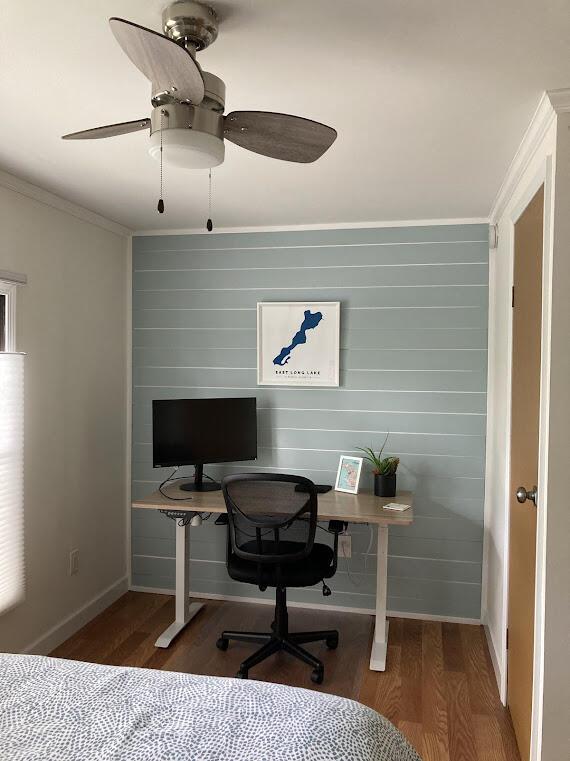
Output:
179,463,221,492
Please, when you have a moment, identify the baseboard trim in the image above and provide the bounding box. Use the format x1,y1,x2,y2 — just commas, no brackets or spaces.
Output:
23,576,129,656
129,585,481,625
387,610,481,625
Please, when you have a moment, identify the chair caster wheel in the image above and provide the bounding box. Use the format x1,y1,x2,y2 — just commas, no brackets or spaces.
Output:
236,669,248,679
326,635,339,650
311,668,324,684
216,637,229,651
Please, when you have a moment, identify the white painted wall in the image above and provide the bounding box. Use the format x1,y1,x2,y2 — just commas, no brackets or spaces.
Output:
484,90,570,760
540,108,570,761
0,177,129,653
483,99,557,699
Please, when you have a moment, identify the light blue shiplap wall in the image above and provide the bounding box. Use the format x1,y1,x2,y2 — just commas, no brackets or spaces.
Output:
131,224,488,620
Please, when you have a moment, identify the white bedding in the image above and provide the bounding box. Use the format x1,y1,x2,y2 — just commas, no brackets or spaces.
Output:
0,653,421,761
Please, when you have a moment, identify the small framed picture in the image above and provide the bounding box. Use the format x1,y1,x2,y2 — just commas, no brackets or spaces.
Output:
335,455,363,494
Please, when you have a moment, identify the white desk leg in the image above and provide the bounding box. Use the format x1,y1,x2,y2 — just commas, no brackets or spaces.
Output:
155,519,204,648
369,525,389,671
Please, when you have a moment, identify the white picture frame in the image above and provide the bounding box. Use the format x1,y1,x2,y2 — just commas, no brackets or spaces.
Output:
334,455,363,494
257,301,340,387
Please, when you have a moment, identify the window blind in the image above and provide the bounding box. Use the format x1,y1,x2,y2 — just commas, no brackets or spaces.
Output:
0,352,24,614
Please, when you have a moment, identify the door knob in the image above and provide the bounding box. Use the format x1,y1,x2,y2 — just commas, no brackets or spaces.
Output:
516,485,537,506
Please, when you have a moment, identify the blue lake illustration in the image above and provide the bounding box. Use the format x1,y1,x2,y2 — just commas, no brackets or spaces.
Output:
273,310,323,366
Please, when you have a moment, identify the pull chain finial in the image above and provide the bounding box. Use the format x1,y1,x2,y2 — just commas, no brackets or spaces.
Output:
206,168,213,231
157,109,165,214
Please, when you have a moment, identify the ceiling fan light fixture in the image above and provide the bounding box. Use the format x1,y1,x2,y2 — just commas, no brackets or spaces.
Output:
148,127,224,168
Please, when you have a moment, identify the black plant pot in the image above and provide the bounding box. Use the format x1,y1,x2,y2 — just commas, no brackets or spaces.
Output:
374,473,396,498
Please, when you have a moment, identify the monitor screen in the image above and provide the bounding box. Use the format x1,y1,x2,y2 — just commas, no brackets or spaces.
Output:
152,397,257,468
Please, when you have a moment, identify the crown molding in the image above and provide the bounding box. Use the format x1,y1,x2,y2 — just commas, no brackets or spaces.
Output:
489,92,558,222
547,86,570,114
0,169,131,237
133,217,489,237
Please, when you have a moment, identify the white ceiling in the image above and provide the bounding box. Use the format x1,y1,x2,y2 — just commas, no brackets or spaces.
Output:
1,1,569,231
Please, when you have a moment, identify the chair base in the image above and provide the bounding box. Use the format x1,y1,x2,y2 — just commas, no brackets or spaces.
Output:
216,587,338,684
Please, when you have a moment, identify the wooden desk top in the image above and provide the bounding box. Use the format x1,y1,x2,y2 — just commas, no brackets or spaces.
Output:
132,487,413,526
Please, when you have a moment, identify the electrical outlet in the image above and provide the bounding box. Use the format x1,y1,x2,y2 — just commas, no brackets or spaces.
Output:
69,549,79,576
338,533,351,558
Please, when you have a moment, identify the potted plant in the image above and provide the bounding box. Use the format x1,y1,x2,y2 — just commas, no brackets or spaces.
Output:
357,434,400,498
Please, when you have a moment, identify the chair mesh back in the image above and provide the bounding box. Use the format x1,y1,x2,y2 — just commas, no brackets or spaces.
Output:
222,474,318,565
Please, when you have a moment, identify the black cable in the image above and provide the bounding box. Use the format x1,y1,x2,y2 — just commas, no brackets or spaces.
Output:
316,523,337,535
158,467,194,501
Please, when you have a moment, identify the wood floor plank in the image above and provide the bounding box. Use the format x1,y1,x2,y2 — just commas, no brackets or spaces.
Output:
462,625,499,716
442,621,466,672
422,621,450,761
50,592,168,664
445,671,479,761
49,593,520,761
359,642,402,723
400,619,423,723
398,720,423,757
495,705,523,761
473,715,508,761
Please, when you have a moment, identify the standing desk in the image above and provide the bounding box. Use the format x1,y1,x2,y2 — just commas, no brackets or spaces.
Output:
132,487,413,671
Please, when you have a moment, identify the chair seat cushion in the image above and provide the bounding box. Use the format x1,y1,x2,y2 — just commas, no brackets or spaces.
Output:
228,541,334,588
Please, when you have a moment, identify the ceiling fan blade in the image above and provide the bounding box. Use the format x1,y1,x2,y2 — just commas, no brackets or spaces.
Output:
62,119,151,140
224,111,337,163
109,17,205,104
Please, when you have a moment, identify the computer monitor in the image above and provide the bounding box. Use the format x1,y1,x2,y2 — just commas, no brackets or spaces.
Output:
152,397,257,492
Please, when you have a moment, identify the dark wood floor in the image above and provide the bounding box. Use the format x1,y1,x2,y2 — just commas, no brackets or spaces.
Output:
51,592,520,761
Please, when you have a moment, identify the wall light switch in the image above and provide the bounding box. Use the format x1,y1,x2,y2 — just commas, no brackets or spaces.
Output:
69,549,79,576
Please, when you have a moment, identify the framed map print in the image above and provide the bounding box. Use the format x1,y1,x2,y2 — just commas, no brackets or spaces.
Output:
257,302,340,387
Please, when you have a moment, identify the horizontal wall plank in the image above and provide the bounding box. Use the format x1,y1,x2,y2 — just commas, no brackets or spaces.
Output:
132,466,486,501
134,241,488,270
133,410,486,443
133,224,489,253
133,427,485,459
133,262,488,292
134,307,487,331
130,555,481,618
258,429,486,459
133,387,487,415
133,447,484,479
134,328,488,351
133,285,489,311
134,367,487,393
133,347,488,373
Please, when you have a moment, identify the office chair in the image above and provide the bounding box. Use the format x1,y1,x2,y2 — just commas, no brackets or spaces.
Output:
216,473,343,684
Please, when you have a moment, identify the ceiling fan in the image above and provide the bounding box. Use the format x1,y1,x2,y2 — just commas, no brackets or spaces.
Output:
62,1,337,170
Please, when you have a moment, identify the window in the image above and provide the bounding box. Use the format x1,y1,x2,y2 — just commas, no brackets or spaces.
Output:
0,279,23,614
0,281,16,352
0,294,5,351
0,350,24,615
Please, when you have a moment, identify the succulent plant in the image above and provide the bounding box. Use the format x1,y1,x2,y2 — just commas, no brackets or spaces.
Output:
356,433,400,476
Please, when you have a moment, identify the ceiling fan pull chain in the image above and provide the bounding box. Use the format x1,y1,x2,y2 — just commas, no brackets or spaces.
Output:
157,109,165,214
206,169,213,231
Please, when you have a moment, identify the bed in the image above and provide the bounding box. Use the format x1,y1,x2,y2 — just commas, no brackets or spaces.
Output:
0,653,420,761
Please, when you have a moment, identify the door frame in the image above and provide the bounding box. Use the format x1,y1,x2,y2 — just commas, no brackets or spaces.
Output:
485,117,556,761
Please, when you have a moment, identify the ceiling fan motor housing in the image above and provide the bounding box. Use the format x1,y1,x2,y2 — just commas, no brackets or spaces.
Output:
162,1,219,52
149,101,225,168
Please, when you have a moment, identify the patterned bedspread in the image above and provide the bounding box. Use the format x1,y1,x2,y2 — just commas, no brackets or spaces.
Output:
0,654,420,761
